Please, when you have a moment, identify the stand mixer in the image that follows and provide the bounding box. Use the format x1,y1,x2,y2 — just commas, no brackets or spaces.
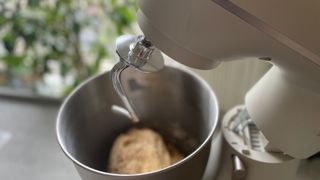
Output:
110,0,320,179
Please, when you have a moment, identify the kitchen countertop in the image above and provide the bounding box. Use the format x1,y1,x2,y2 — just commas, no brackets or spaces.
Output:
0,96,80,180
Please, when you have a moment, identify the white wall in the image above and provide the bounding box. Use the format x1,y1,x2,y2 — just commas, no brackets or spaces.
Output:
194,60,271,112
166,57,272,112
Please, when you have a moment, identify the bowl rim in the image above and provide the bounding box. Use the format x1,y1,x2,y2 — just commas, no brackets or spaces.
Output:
56,64,219,177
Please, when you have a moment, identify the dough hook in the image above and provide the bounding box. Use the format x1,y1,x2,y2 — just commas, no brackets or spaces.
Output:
111,35,164,122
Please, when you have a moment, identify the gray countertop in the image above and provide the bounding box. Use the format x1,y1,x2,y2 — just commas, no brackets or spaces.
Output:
0,96,80,180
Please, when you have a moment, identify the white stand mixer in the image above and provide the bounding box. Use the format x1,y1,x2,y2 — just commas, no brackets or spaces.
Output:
133,0,320,179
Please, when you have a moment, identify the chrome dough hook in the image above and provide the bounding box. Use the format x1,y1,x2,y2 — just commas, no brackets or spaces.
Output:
111,35,164,122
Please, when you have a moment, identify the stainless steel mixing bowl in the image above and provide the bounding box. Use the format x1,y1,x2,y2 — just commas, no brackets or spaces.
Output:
56,65,219,180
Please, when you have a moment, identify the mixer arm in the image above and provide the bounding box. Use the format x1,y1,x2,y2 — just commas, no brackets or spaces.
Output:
136,0,320,159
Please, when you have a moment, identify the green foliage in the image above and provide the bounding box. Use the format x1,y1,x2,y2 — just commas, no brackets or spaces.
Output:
0,0,137,96
2,55,25,67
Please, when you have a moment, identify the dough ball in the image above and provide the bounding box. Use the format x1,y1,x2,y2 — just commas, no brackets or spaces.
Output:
108,128,184,174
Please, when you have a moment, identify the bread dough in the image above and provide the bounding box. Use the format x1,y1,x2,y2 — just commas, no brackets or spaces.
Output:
108,128,184,174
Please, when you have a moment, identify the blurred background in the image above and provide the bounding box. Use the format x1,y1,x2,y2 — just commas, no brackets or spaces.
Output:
0,0,138,98
0,0,271,111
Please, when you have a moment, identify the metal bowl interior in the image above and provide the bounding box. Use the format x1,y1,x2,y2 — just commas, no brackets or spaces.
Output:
56,65,218,175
